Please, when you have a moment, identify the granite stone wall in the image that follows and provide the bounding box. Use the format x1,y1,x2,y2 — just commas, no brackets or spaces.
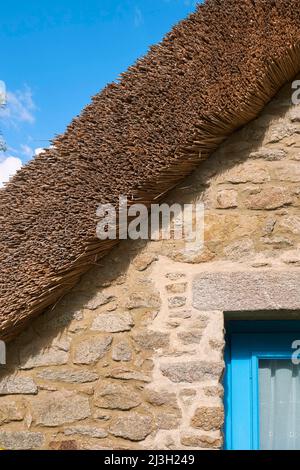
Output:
1,82,300,449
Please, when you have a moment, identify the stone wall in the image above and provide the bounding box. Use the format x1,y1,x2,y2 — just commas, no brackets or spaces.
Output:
1,81,300,449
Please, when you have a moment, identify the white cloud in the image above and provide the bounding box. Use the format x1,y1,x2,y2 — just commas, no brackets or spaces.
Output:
34,147,44,156
0,156,22,188
0,85,36,126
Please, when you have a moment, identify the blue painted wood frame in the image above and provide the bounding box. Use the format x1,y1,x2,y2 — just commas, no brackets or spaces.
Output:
224,321,300,450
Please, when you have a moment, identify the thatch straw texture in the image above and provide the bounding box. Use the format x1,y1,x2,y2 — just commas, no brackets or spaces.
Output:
1,0,300,340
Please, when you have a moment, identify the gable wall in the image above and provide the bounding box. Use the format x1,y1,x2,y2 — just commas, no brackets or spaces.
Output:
1,82,300,450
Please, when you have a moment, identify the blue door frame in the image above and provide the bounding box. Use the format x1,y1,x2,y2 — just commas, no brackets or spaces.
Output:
224,321,300,450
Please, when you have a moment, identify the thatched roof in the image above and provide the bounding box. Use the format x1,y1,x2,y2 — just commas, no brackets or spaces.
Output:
1,0,300,340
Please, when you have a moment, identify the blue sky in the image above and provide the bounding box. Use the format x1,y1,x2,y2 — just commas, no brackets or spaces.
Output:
0,0,198,185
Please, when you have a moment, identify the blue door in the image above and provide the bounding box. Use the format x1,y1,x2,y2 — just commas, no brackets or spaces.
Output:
225,321,300,450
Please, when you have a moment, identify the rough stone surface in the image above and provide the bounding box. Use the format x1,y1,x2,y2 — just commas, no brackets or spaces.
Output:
244,187,292,210
86,293,115,310
0,400,24,424
73,335,112,364
166,283,187,294
32,391,91,426
64,426,108,438
132,330,169,350
126,293,160,310
106,367,151,382
91,312,134,333
0,431,44,450
181,434,222,449
193,271,300,311
21,347,68,369
191,406,224,431
112,341,132,362
94,383,141,410
109,412,153,441
250,147,286,161
156,412,180,430
133,253,158,271
160,361,224,383
49,440,79,450
145,389,177,407
168,296,186,309
218,162,270,184
177,331,203,345
0,376,37,395
216,189,238,209
37,368,99,383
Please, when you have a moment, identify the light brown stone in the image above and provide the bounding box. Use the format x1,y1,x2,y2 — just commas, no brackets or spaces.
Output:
179,388,197,405
203,385,224,398
37,368,99,383
191,406,224,431
166,283,187,294
156,412,180,430
85,293,115,310
223,238,254,260
245,187,292,210
133,253,158,271
132,330,169,350
181,434,222,449
32,391,91,426
109,412,153,441
112,341,132,362
64,426,108,438
126,293,160,310
0,400,24,424
168,296,186,308
216,189,238,209
160,361,224,383
73,335,112,364
106,367,151,382
20,346,68,369
277,216,300,235
145,389,177,407
219,162,270,184
178,331,203,345
166,273,186,281
0,376,37,395
0,431,44,450
94,383,141,410
274,162,300,182
266,121,300,143
250,147,287,161
91,312,134,333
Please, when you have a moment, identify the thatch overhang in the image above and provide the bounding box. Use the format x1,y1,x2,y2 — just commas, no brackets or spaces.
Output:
1,0,300,340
